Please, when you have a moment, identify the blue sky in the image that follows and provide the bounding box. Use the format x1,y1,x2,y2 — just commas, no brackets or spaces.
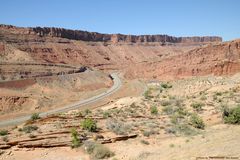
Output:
0,0,239,41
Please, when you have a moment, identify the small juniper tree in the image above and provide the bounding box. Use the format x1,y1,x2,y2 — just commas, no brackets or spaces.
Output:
71,128,81,148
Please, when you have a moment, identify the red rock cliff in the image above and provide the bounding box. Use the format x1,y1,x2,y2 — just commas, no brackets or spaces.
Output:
125,39,240,80
0,24,222,43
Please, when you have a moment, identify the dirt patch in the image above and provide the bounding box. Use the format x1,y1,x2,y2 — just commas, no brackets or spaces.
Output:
0,79,36,89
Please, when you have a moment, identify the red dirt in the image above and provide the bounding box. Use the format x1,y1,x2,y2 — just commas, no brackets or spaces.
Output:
0,79,36,89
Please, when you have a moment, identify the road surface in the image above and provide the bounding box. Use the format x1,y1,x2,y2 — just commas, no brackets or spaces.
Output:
0,73,121,127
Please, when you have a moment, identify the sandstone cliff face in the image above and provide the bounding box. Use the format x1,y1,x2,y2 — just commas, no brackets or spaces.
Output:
125,40,240,80
0,24,203,68
0,24,222,43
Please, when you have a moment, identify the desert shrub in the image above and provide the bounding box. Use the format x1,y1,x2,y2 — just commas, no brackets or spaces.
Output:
161,83,172,89
29,134,36,138
0,130,8,136
83,109,92,116
71,128,81,148
84,141,96,154
170,113,185,124
200,96,207,101
150,105,158,115
162,105,174,115
144,89,153,99
174,98,184,107
199,91,205,95
2,136,8,142
130,102,138,108
165,127,176,134
215,92,223,96
81,118,97,132
222,105,240,124
142,129,157,137
176,107,189,116
103,111,111,118
190,114,205,129
191,102,204,112
169,144,175,148
135,152,152,160
161,100,173,106
170,124,197,136
84,141,114,159
30,113,40,121
21,125,38,133
140,139,150,145
124,107,136,115
106,119,131,135
213,94,218,101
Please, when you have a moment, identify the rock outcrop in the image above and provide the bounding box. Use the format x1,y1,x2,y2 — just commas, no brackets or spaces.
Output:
125,39,240,80
0,24,222,43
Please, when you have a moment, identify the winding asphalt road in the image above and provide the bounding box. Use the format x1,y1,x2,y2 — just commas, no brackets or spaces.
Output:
0,73,122,127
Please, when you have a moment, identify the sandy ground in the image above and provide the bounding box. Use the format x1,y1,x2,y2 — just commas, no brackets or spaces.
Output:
1,74,240,160
0,147,90,160
108,124,240,160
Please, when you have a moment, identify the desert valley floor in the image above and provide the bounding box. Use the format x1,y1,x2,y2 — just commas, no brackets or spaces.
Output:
0,25,240,160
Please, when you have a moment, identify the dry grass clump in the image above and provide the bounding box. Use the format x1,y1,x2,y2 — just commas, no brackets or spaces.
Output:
106,119,132,135
84,141,114,159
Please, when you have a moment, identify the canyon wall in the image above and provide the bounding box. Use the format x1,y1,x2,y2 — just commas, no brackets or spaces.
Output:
0,24,222,43
125,39,240,80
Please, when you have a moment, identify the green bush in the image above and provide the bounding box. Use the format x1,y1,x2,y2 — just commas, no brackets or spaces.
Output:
71,128,81,148
176,107,189,116
21,125,38,133
215,92,222,96
190,114,205,129
83,109,92,116
191,102,204,112
144,89,153,99
30,113,40,121
0,130,8,136
81,118,97,132
84,141,114,159
150,105,158,115
161,83,172,89
223,105,240,124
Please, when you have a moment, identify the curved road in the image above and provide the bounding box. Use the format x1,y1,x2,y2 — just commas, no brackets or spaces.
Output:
0,73,122,127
